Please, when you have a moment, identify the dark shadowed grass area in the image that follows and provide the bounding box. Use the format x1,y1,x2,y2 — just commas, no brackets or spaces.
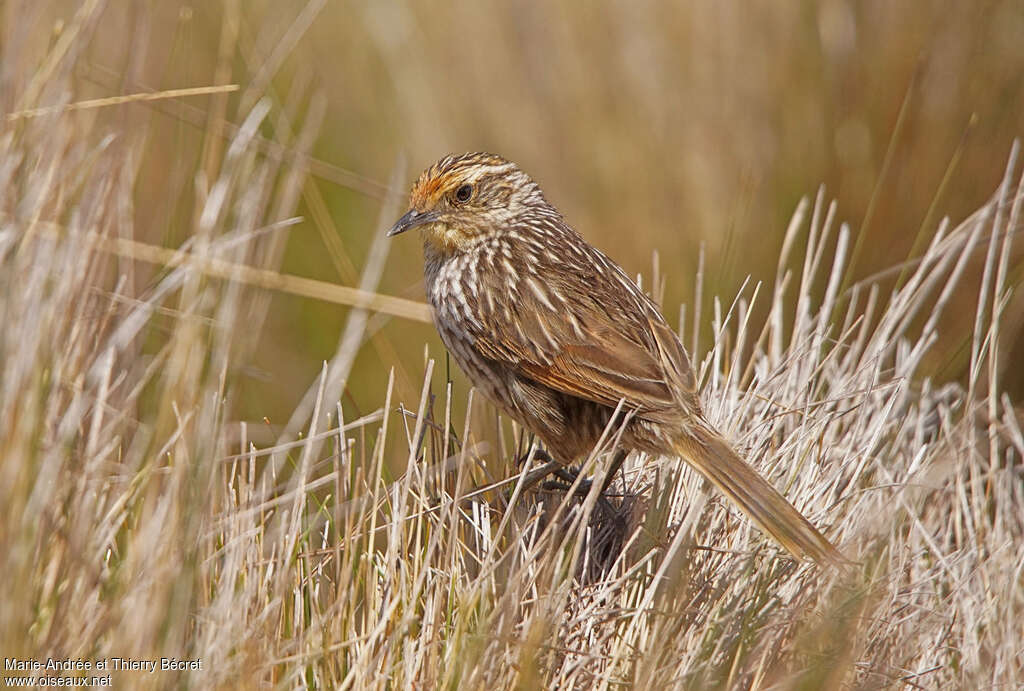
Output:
2,2,1023,689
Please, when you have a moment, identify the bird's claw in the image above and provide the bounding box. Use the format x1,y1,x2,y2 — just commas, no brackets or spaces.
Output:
515,446,555,469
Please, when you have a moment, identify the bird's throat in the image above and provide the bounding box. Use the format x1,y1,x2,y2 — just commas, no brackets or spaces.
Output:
420,223,473,257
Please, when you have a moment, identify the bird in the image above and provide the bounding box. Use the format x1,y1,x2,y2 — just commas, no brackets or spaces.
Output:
387,152,844,566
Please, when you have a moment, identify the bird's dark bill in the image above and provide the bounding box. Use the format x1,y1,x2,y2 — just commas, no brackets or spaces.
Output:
387,209,437,237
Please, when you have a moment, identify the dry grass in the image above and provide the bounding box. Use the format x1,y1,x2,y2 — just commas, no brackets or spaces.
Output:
3,3,1024,690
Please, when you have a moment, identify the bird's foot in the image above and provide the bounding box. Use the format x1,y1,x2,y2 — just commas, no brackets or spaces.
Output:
540,466,592,495
514,449,628,498
509,447,563,495
515,446,555,469
542,450,627,496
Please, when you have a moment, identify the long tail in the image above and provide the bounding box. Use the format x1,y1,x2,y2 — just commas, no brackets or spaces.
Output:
672,426,845,566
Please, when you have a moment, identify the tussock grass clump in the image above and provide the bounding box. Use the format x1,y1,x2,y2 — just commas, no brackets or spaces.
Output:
2,22,1023,691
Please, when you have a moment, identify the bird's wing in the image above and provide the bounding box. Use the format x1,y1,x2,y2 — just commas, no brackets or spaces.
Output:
470,272,696,414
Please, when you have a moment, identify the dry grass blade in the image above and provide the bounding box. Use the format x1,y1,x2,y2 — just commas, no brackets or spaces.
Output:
90,231,432,323
5,84,240,121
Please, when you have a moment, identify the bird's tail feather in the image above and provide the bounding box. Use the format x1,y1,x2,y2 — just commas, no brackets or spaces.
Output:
673,427,845,566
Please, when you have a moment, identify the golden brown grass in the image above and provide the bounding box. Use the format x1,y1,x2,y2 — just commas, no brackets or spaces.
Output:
2,2,1023,689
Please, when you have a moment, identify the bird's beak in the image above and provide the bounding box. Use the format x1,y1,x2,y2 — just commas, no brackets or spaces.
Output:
387,209,437,237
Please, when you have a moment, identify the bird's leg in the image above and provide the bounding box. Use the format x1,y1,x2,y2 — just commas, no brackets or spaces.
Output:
540,468,583,494
512,444,625,497
513,446,567,493
517,461,564,491
542,449,627,496
541,466,583,490
513,446,580,493
597,449,628,495
515,445,555,468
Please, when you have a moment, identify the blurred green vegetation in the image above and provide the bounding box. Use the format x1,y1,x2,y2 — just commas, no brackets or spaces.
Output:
9,0,1023,427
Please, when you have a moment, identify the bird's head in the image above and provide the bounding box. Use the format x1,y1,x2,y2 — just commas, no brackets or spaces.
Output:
387,152,546,254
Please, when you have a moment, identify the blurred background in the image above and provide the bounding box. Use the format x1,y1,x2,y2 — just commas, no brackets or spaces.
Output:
5,0,1024,435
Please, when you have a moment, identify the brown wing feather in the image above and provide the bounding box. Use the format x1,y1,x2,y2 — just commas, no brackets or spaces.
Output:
471,275,689,414
647,315,697,394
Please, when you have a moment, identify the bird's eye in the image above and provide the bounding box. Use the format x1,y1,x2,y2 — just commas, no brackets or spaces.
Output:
454,184,473,203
